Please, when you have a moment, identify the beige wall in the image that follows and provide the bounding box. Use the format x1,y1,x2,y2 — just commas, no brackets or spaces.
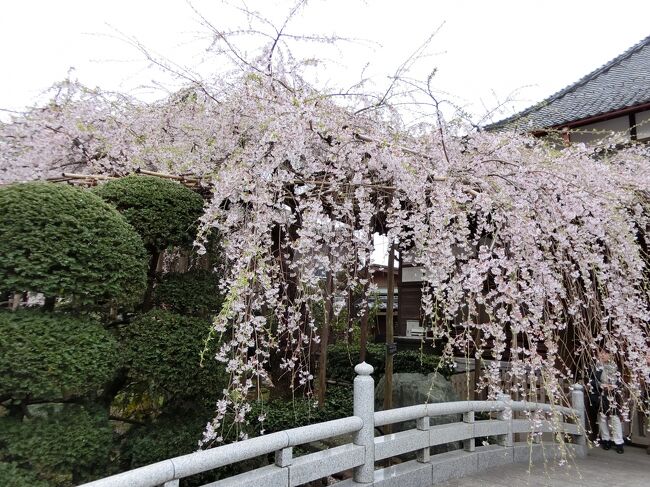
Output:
636,109,650,140
570,115,631,144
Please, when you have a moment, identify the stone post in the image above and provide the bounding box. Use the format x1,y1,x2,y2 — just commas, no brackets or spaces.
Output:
353,362,375,484
463,410,475,452
571,384,587,457
275,447,293,467
497,393,513,447
416,416,430,463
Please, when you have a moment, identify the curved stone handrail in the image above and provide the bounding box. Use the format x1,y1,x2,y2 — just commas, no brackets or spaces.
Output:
79,365,586,487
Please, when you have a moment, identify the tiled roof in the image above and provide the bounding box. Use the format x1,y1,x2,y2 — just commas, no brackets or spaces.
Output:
485,35,650,131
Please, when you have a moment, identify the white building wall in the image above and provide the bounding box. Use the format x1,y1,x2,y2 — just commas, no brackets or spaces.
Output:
570,116,631,144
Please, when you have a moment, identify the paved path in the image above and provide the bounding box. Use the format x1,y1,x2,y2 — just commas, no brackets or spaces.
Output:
438,446,649,487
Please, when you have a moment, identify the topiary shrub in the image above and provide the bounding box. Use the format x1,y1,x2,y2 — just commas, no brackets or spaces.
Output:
153,270,221,316
0,182,147,307
326,343,385,382
0,404,113,485
0,462,50,487
248,384,353,435
121,411,258,487
0,310,119,401
121,412,209,469
393,350,453,378
326,343,453,382
93,175,204,252
119,310,224,407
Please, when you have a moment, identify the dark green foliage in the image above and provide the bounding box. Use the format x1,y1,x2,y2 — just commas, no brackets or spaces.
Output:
120,310,224,406
94,175,204,252
393,350,453,378
0,182,148,306
0,404,112,485
0,462,50,487
326,343,384,382
0,310,118,401
249,385,353,435
326,343,453,383
122,411,262,487
154,270,221,316
121,412,207,469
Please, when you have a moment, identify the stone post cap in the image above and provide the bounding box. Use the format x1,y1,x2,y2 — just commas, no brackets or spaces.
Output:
355,362,374,376
572,383,584,391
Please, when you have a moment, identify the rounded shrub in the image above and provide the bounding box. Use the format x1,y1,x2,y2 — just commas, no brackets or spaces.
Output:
248,384,353,435
0,462,50,487
153,270,221,316
94,175,204,252
326,343,453,382
0,182,147,306
0,310,119,401
0,404,112,484
120,310,224,404
121,411,243,487
121,412,207,469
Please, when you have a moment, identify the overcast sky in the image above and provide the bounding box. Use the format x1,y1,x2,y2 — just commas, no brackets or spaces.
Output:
1,1,650,124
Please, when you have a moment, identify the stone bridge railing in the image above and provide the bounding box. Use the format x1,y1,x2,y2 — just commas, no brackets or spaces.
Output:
80,362,586,487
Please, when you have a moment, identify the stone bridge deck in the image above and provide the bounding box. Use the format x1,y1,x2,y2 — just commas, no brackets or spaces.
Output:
439,446,649,487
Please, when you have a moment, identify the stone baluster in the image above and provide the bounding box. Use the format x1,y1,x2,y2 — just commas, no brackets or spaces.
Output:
353,362,375,484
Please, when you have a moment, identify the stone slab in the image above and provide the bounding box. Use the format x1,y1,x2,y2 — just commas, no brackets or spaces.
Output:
288,443,364,486
373,459,433,487
204,464,288,487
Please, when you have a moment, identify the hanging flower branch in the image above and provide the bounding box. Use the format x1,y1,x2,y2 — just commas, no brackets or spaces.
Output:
1,0,648,449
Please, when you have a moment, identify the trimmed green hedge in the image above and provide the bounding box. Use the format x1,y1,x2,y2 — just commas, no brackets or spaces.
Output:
249,384,353,435
0,462,50,487
120,310,224,406
0,310,118,401
154,270,221,316
94,175,204,252
0,182,147,306
326,343,453,382
122,410,263,487
121,412,207,469
0,404,112,485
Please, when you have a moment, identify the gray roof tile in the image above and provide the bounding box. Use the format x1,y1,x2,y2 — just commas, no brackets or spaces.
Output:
485,35,650,131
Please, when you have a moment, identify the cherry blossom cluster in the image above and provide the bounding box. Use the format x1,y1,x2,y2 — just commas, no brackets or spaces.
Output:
1,18,648,448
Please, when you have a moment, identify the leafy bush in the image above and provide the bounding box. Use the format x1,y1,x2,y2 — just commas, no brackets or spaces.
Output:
0,310,118,401
154,270,221,316
326,343,453,382
121,411,207,469
0,182,147,306
94,175,204,252
122,411,262,487
249,385,353,435
0,462,50,487
326,343,385,382
0,404,112,485
394,350,454,378
119,310,224,406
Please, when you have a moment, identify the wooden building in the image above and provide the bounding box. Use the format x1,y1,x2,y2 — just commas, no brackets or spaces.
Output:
485,35,650,144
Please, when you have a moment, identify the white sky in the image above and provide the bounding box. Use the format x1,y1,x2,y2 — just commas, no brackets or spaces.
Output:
1,0,650,124
2,0,649,263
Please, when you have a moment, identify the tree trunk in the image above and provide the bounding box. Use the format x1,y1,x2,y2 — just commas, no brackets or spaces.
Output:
383,242,396,417
268,220,310,400
43,296,56,312
317,268,334,408
141,250,161,311
359,267,370,364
